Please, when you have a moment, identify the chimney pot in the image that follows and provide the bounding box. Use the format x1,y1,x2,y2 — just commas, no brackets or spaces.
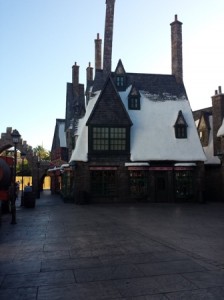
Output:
218,86,222,94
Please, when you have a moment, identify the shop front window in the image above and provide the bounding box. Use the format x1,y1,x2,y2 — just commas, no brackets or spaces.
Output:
175,171,194,200
129,170,148,197
91,170,116,197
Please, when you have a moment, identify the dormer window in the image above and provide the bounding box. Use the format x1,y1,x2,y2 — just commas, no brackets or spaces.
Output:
128,96,140,110
174,110,188,139
114,60,127,91
175,125,187,138
116,76,124,87
128,85,141,110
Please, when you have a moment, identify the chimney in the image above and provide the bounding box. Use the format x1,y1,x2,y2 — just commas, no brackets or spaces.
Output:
103,0,116,78
86,62,93,82
72,62,79,95
95,33,102,70
212,86,224,155
170,15,183,83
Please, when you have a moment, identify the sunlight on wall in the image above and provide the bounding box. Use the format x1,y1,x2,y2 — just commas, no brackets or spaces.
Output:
16,176,51,190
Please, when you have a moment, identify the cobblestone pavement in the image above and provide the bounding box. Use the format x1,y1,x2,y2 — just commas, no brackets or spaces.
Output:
1,191,224,299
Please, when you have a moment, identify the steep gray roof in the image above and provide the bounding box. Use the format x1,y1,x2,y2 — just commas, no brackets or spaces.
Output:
92,70,187,101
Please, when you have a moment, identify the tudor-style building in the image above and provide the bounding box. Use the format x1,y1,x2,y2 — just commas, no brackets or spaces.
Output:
70,68,205,203
65,0,206,203
193,86,224,202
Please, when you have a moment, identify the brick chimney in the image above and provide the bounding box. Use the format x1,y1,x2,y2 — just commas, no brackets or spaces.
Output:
72,62,79,95
212,86,224,155
86,62,93,82
170,15,183,83
95,33,102,70
103,0,116,78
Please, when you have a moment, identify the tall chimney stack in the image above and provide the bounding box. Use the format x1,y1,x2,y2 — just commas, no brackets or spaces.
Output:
72,62,79,95
95,33,102,70
86,62,93,82
212,86,224,155
103,0,116,78
170,15,183,83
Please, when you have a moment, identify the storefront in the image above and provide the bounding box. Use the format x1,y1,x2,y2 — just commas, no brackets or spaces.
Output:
74,162,199,203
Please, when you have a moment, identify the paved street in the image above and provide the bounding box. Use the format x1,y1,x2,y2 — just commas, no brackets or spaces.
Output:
1,191,224,299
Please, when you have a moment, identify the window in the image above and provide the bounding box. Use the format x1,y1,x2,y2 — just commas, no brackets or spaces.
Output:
129,170,148,197
175,125,187,139
128,96,140,110
116,76,124,87
91,127,128,152
174,110,188,139
175,171,194,200
91,170,116,196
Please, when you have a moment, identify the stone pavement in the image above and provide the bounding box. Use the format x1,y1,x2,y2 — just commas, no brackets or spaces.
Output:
0,191,224,300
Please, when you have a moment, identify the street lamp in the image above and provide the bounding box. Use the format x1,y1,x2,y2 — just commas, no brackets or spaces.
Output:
37,155,40,199
20,151,26,206
11,129,21,224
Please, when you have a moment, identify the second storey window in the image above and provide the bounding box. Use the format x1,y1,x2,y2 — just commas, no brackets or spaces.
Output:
174,110,188,139
91,127,128,151
128,97,140,110
175,125,187,139
116,76,124,87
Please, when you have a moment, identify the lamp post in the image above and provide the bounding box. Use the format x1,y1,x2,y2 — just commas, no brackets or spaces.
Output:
20,151,26,206
11,129,21,224
37,155,40,199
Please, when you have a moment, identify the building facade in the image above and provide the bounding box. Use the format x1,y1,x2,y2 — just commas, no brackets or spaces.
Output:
193,87,224,202
67,1,206,203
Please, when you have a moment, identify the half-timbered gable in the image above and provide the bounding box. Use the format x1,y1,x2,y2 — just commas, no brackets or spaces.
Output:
87,77,132,159
197,111,211,147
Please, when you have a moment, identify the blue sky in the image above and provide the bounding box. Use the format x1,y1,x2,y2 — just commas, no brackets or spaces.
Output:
1,0,224,150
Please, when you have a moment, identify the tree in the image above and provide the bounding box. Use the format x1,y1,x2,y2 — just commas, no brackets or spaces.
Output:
33,145,50,161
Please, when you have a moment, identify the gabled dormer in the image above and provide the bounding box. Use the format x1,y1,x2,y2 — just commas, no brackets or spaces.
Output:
197,112,211,147
87,76,132,155
174,110,188,139
128,84,141,110
114,59,127,91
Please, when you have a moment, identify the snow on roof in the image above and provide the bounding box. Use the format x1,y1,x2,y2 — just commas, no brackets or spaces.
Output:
202,116,220,165
174,163,196,167
217,118,224,137
70,91,100,162
58,122,67,148
70,86,206,163
125,162,150,166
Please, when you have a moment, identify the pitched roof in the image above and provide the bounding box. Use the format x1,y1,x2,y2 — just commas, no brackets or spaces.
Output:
92,68,187,101
51,119,67,152
120,86,205,162
70,84,206,162
201,115,220,165
87,76,132,126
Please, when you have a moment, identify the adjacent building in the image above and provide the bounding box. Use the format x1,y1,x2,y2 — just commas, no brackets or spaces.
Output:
193,87,224,201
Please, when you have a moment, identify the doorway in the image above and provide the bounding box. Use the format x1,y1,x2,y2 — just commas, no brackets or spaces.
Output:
155,172,169,202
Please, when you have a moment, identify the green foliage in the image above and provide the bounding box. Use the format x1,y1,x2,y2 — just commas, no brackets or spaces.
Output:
33,145,50,161
17,159,31,175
